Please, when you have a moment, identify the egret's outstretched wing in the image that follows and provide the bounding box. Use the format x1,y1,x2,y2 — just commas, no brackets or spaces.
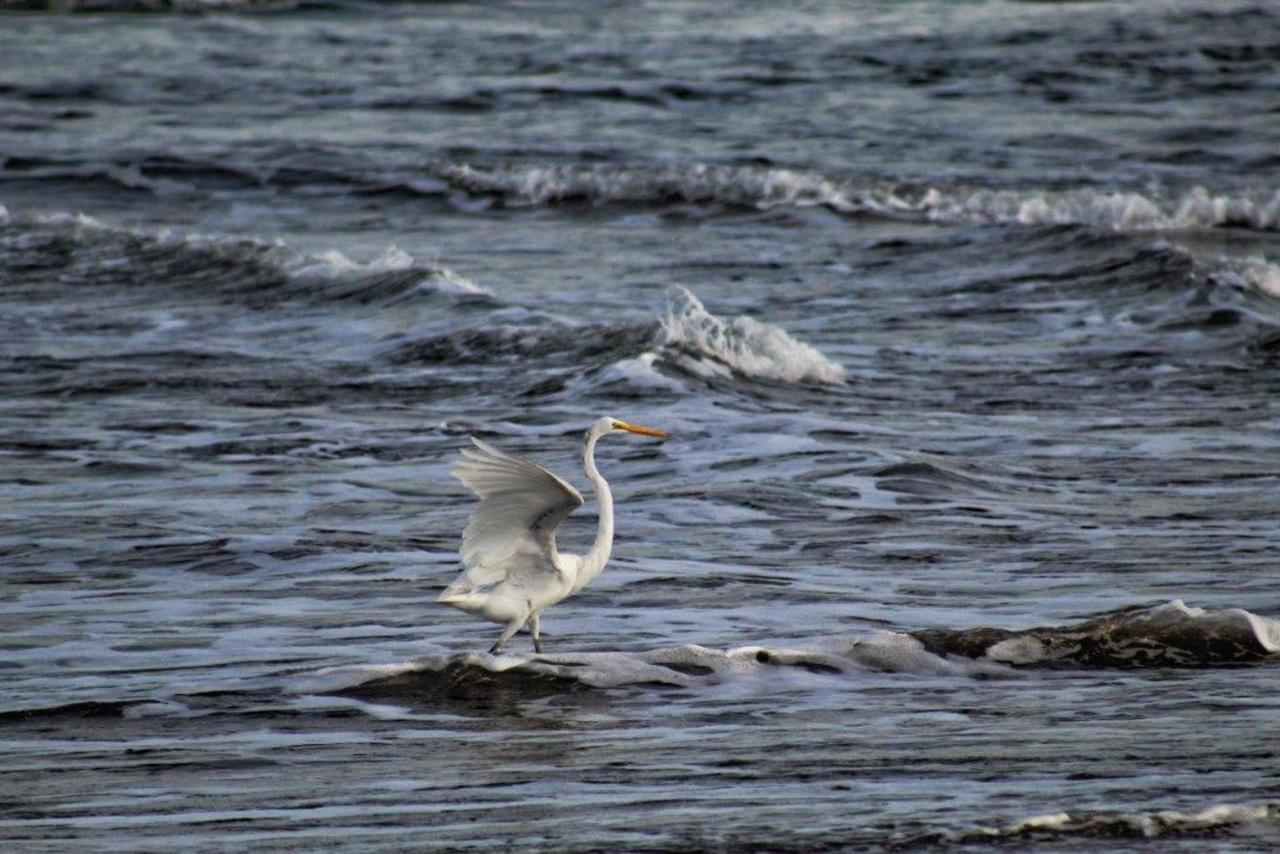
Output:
451,437,584,574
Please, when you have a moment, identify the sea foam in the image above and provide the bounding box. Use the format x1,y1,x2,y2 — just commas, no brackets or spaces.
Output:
918,599,1280,668
430,161,857,212
303,601,1279,703
656,286,845,385
303,631,1008,701
915,185,1280,232
916,801,1280,846
430,161,1280,233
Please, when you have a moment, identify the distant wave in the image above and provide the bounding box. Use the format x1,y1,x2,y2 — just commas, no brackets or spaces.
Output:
429,161,1280,233
9,152,1277,232
430,161,859,214
1,151,365,196
0,206,488,306
1,0,296,11
909,801,1280,847
301,602,1279,704
917,184,1280,233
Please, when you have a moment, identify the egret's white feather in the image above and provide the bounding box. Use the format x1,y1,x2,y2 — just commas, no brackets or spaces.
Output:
451,437,583,571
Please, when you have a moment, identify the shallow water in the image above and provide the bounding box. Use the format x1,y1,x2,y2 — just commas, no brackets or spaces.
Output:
3,1,1280,849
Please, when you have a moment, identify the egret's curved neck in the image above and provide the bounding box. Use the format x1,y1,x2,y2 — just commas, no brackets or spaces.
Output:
577,432,614,591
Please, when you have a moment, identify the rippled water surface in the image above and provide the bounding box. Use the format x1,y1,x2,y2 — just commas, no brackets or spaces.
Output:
3,1,1280,849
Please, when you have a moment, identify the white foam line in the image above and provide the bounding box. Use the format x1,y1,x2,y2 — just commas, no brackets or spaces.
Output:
940,801,1280,844
433,162,1280,232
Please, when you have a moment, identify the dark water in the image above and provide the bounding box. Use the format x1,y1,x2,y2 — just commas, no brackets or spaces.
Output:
3,1,1280,849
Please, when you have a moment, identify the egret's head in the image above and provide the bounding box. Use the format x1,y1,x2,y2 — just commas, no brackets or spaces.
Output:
591,415,669,441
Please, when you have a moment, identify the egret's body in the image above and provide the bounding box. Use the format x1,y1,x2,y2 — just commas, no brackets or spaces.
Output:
437,416,668,653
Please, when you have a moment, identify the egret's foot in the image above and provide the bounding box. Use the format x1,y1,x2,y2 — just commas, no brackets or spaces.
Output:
489,619,523,655
533,637,544,654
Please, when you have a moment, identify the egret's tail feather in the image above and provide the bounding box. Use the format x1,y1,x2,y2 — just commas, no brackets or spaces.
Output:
435,580,521,623
436,584,481,606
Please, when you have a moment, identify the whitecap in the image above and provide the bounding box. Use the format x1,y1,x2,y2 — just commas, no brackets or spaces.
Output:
430,160,1280,233
658,286,845,385
901,184,1280,232
924,801,1280,845
430,161,859,212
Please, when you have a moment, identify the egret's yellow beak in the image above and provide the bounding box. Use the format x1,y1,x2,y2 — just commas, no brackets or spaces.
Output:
613,420,669,439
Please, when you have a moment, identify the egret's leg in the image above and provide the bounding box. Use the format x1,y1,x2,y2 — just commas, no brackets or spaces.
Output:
529,613,543,654
488,619,523,654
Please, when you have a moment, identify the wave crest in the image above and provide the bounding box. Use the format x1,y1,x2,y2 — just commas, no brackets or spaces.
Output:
302,602,1279,707
914,802,1280,846
920,184,1280,232
390,286,842,391
0,208,487,305
14,153,1276,232
429,161,856,212
656,286,845,385
430,161,1280,233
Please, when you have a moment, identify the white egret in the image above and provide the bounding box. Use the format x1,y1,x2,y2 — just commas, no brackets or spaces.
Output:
438,416,669,654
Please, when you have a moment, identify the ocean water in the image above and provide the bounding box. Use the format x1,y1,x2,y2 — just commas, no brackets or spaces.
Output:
2,1,1280,850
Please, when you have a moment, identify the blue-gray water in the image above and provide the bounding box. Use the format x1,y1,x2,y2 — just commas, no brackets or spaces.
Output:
3,1,1280,850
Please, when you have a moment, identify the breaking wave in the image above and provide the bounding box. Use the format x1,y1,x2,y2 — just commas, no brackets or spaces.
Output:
429,161,1280,233
654,286,845,385
910,802,1280,847
430,161,858,213
393,285,844,390
298,602,1279,704
10,152,1276,232
919,184,1280,233
0,207,488,306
